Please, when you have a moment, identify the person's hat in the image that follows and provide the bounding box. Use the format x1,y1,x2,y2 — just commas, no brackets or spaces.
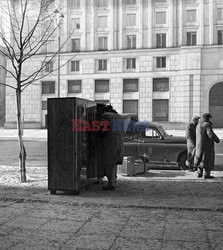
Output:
203,113,212,119
103,104,113,112
193,116,200,121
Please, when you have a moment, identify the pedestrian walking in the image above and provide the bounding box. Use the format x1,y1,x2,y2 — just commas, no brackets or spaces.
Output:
100,104,123,190
194,113,220,178
186,116,200,171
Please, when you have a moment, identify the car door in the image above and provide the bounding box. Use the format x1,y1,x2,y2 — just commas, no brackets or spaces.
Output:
123,128,139,159
137,127,166,163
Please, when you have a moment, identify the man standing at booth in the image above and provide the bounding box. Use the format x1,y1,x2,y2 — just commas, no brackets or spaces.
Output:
100,104,123,191
194,113,220,178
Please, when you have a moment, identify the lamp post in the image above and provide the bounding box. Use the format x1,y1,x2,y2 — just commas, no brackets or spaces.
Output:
54,9,64,98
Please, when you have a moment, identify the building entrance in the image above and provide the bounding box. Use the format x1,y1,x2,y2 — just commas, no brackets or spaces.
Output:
209,82,223,128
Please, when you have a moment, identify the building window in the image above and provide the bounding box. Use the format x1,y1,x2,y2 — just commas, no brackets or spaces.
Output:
45,61,53,73
218,8,223,21
155,0,166,3
123,79,138,92
187,32,196,46
126,58,136,69
127,35,136,49
98,37,108,50
97,0,108,7
98,59,107,71
71,38,80,52
42,101,47,110
218,30,223,45
71,60,80,72
153,78,169,92
156,12,166,25
156,57,166,68
42,81,55,94
126,14,136,26
95,100,110,104
98,16,108,28
68,0,80,9
123,100,138,115
186,10,197,22
153,99,169,122
125,0,136,5
95,80,109,93
71,18,80,29
156,33,166,48
185,0,196,4
68,80,82,93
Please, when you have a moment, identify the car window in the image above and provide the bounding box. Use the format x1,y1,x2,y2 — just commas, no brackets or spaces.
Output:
141,128,161,139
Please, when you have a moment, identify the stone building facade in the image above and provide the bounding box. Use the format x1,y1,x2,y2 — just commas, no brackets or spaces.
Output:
5,0,223,128
0,46,6,126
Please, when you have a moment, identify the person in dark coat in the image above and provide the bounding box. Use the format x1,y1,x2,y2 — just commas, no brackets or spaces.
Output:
186,116,200,171
194,113,220,178
100,104,123,190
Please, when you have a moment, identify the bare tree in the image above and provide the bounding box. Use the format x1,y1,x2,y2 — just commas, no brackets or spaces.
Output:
0,0,75,182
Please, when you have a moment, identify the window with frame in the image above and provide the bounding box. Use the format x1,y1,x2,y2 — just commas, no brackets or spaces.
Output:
218,8,223,21
42,81,55,94
42,101,47,110
45,61,53,72
127,35,136,49
126,58,136,69
71,18,80,30
98,59,107,71
98,16,108,28
95,80,109,93
186,10,197,22
68,80,82,93
143,128,161,139
123,79,138,92
155,0,166,3
156,12,166,25
97,0,108,8
185,0,196,4
126,14,136,26
153,78,169,92
187,32,196,46
125,0,136,5
153,99,169,122
71,60,80,72
156,57,166,68
68,0,80,9
156,33,166,48
98,37,108,50
218,30,223,45
123,100,138,115
71,38,80,51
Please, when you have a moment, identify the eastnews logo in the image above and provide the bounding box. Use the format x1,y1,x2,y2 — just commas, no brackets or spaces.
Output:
72,119,148,131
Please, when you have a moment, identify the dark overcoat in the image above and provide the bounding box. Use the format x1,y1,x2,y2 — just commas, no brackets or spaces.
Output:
186,122,196,162
194,120,220,171
100,110,123,166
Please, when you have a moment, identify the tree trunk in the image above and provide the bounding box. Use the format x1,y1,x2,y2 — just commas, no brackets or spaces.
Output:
16,88,27,182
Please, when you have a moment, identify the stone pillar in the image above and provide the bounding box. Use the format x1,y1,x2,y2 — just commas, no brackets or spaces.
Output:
148,0,153,48
118,0,123,49
199,0,204,45
90,0,95,50
169,0,174,47
178,0,183,46
209,0,214,45
109,0,114,50
139,0,143,49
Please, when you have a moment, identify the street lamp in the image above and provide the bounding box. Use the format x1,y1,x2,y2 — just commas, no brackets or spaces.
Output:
54,9,64,98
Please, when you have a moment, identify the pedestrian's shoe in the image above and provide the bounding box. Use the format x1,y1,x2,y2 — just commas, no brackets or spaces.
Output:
189,168,195,172
103,185,115,191
197,174,203,178
204,175,215,179
197,167,203,178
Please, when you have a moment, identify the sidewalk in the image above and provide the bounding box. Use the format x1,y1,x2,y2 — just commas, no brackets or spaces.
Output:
0,165,223,249
0,128,223,140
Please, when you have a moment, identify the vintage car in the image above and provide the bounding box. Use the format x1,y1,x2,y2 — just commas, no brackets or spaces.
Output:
123,121,188,170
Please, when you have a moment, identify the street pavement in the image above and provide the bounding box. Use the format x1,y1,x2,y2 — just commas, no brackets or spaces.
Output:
0,128,223,249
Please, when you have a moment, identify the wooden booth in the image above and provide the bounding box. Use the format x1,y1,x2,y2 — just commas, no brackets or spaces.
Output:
47,97,105,194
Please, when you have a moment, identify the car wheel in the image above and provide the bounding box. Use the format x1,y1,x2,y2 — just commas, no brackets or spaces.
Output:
178,152,188,170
